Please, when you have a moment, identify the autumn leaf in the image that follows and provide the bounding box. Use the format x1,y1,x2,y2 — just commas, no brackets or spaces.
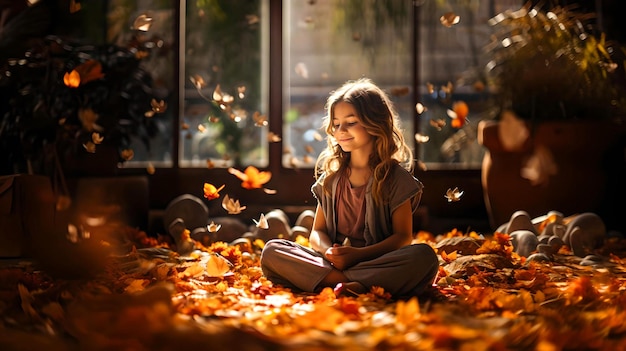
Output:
441,250,458,263
228,166,272,189
63,60,105,88
205,253,233,277
203,183,225,200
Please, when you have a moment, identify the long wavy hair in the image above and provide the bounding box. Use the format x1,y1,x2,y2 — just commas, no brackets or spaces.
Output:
314,78,413,206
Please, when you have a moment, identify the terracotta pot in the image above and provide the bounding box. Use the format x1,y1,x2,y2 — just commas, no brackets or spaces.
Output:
478,119,626,230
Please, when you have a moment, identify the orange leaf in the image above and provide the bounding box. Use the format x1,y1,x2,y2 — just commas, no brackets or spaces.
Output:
441,250,458,263
75,59,105,85
63,70,80,88
228,166,271,189
203,183,225,200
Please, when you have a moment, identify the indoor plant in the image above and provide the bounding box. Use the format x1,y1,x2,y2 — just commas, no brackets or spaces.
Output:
477,3,626,230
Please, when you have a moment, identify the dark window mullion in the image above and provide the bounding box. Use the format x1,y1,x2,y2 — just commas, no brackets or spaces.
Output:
268,0,283,174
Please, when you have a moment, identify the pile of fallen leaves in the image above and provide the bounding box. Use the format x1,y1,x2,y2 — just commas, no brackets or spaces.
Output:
1,226,625,351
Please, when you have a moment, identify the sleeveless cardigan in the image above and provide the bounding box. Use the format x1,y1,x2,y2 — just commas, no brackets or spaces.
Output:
311,164,423,246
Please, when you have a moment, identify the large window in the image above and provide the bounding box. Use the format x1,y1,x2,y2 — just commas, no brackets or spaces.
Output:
108,0,525,170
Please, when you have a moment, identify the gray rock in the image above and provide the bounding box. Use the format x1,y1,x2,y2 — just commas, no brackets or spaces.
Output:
505,211,537,235
163,194,209,233
295,209,315,232
510,229,538,257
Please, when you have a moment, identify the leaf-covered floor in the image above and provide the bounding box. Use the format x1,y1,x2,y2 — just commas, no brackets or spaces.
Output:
1,226,625,351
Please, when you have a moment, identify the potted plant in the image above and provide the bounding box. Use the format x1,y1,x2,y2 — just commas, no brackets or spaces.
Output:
477,3,626,230
0,5,167,201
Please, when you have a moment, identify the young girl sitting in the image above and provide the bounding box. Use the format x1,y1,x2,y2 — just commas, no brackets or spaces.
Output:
261,78,439,298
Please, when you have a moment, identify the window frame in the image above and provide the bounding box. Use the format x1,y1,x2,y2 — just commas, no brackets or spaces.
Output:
117,0,487,227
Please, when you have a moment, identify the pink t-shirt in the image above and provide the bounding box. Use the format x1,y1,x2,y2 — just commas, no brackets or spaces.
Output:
335,174,366,247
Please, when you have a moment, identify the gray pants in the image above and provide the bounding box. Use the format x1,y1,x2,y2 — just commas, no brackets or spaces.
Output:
260,239,439,297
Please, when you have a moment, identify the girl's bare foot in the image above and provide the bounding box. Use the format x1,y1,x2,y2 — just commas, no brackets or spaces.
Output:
333,281,367,297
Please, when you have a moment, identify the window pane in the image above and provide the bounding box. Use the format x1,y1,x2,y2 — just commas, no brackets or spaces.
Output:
182,0,267,168
416,0,520,167
283,0,413,169
107,0,175,167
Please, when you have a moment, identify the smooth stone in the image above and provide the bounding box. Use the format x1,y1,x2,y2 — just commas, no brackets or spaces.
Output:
230,237,253,253
537,243,554,255
563,212,606,250
510,229,538,257
291,225,311,240
295,209,315,232
569,226,594,257
163,194,209,233
582,254,603,262
505,211,537,235
548,235,564,251
209,216,249,243
551,224,566,238
190,226,211,247
526,253,551,263
537,234,551,244
168,217,195,255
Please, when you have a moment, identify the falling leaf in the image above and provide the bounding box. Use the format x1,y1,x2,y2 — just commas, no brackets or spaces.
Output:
91,132,104,144
444,187,464,202
415,133,430,143
342,237,351,246
207,221,222,233
66,223,79,243
121,149,134,161
83,142,96,153
146,162,155,175
415,103,428,114
430,119,446,131
213,84,234,105
222,194,246,214
228,166,272,190
426,82,435,94
206,159,215,168
267,132,282,142
63,60,104,88
190,75,206,89
237,86,247,99
312,131,323,141
294,62,309,79
150,99,167,113
203,183,225,200
69,0,81,13
78,108,102,132
253,111,268,126
498,110,529,151
440,12,460,27
132,14,153,32
521,145,557,186
263,188,277,195
390,86,410,97
254,214,269,229
416,159,427,171
449,101,469,128
63,70,80,88
56,195,72,211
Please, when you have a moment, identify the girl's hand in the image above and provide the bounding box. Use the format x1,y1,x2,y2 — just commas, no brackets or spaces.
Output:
325,244,360,271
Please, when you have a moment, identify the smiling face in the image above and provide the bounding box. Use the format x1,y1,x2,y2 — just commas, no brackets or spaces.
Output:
331,101,373,155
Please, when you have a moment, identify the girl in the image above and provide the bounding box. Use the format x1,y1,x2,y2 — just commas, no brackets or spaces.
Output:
261,78,439,297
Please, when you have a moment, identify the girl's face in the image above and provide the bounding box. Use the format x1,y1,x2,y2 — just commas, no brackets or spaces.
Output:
331,101,373,154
